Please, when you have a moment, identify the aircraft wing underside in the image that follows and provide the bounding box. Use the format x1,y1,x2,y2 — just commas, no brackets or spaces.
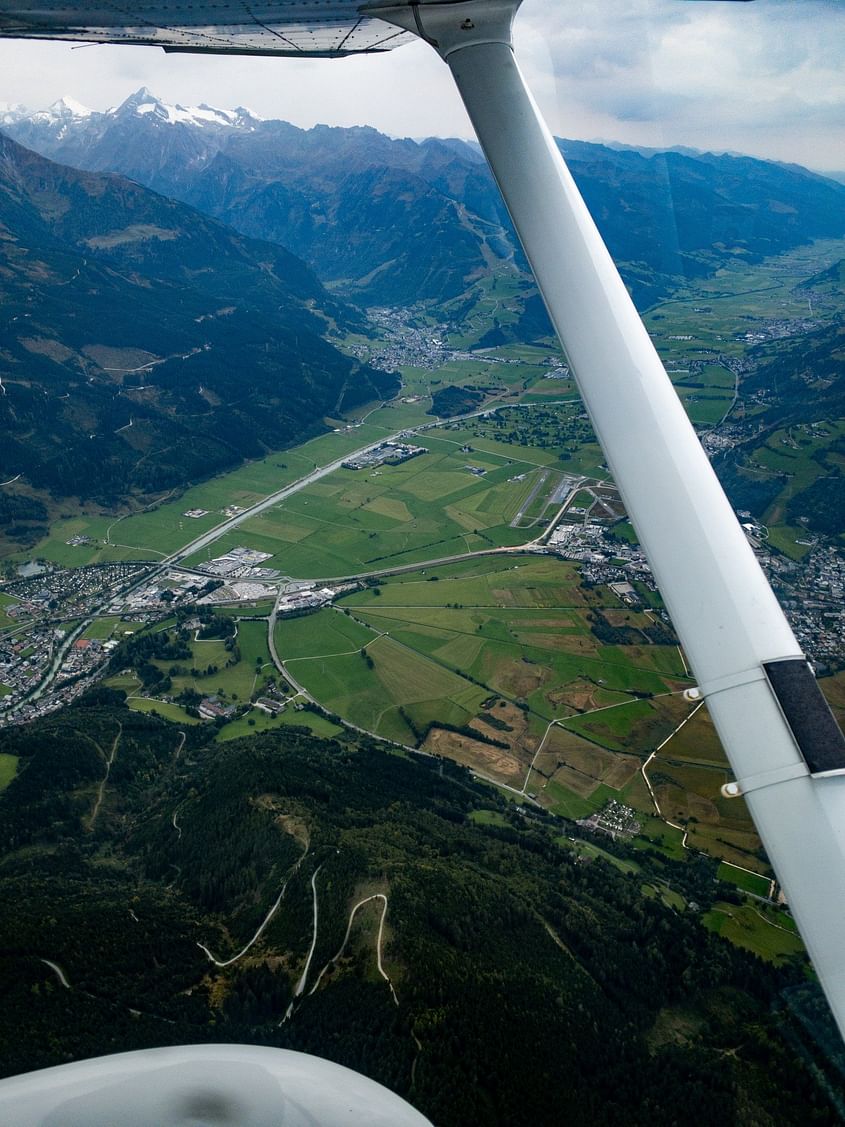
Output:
0,0,756,57
0,1,416,56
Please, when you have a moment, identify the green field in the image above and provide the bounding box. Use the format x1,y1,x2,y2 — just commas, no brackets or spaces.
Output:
469,809,511,827
150,619,273,703
703,902,806,964
126,698,201,725
269,558,698,804
628,817,688,863
0,754,18,791
0,593,22,629
83,616,123,641
729,418,845,560
214,706,289,742
645,885,686,911
11,424,389,567
456,404,605,476
272,708,344,738
645,241,845,365
12,373,600,575
276,617,487,746
717,862,772,898
559,836,641,874
273,609,374,660
183,433,553,579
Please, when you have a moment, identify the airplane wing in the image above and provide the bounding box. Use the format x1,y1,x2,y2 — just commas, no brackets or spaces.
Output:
0,0,753,56
0,1,416,56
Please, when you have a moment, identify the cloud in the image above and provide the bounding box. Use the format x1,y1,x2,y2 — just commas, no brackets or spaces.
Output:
518,0,845,168
0,0,842,170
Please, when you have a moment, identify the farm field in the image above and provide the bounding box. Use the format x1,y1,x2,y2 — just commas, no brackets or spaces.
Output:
271,555,765,867
12,423,390,568
183,431,555,578
9,236,844,578
703,901,806,965
260,556,766,870
620,701,765,870
643,238,845,365
275,608,488,746
17,378,610,580
717,862,772,898
272,609,374,660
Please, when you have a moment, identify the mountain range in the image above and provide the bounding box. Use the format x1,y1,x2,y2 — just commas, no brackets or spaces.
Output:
2,90,844,532
0,129,394,515
5,90,845,315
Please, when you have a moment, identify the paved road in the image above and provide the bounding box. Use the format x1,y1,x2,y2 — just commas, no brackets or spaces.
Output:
163,396,572,571
6,397,569,714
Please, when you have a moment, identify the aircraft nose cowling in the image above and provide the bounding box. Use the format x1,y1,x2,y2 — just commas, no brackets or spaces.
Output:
0,1044,434,1127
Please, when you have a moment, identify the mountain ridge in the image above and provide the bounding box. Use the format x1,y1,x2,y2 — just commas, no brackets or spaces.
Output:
0,130,395,520
5,89,845,314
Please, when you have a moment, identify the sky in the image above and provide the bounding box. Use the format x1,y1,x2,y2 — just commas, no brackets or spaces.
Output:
0,0,843,172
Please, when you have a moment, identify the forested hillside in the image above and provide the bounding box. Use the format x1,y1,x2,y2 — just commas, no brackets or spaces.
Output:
0,132,396,509
0,690,840,1125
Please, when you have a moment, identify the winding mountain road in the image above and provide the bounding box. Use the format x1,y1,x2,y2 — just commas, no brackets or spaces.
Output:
310,892,397,1006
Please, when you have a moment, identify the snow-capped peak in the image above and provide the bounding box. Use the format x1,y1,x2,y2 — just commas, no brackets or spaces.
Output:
15,96,93,137
114,88,261,130
53,96,92,118
22,95,92,127
0,102,27,125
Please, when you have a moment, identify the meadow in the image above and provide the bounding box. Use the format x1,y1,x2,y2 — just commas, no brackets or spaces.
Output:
643,239,845,366
13,424,389,568
272,560,704,809
275,607,487,746
703,901,806,965
183,432,553,578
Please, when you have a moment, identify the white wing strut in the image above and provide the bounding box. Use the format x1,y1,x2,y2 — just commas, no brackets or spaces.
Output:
371,0,845,1038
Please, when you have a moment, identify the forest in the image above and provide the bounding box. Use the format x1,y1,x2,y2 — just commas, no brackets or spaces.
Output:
0,688,842,1124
